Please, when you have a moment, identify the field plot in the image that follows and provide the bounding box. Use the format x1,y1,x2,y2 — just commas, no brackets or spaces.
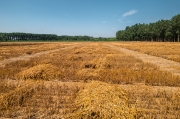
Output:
110,42,180,63
0,42,74,61
0,42,180,118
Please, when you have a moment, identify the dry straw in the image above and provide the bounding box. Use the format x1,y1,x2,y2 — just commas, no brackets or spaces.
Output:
16,64,62,80
0,81,38,111
69,81,135,119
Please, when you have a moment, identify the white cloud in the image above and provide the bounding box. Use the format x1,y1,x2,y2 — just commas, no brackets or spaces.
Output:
102,21,106,24
112,28,117,30
122,10,137,17
118,18,123,22
127,20,133,22
118,9,137,22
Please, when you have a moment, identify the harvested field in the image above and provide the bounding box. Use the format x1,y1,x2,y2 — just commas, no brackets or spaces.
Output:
0,42,77,61
0,42,180,118
110,42,180,63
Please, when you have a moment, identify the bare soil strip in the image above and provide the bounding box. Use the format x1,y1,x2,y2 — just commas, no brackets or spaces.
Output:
0,45,79,68
104,43,180,77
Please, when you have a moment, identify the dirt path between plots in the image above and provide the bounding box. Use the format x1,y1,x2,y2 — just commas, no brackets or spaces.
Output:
104,43,180,77
0,45,80,68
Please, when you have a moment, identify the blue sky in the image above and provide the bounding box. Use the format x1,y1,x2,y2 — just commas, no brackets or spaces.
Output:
0,0,180,37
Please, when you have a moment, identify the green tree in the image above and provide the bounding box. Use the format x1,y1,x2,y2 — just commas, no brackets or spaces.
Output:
171,14,180,42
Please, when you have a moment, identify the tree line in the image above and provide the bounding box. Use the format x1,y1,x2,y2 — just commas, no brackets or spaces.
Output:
0,33,115,42
0,33,57,41
116,14,180,42
58,36,115,41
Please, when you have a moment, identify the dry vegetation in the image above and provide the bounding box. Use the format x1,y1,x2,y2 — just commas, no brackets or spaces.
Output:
69,81,135,119
111,42,180,63
16,64,62,80
0,42,73,61
0,42,180,118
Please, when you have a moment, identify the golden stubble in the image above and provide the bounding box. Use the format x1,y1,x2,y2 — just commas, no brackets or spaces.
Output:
0,42,180,118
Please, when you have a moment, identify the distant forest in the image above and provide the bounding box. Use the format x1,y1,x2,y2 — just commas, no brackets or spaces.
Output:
0,33,115,42
116,14,180,42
